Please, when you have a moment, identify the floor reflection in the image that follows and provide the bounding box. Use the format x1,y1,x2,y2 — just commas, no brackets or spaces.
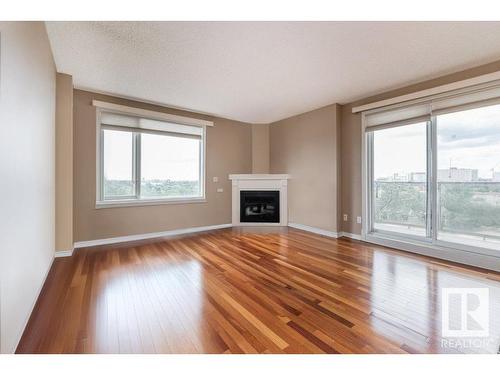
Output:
369,248,500,353
96,248,203,353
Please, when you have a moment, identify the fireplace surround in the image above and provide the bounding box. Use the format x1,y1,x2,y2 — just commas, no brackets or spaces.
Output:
229,174,290,226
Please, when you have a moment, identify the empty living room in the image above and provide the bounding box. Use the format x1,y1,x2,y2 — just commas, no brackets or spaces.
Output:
1,1,500,372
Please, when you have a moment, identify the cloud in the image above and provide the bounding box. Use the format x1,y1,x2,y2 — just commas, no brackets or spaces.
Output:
437,106,500,151
374,105,500,178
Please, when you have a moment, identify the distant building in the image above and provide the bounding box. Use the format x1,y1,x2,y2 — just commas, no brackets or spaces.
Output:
376,173,410,182
410,172,426,183
494,171,500,182
437,168,478,182
391,173,409,182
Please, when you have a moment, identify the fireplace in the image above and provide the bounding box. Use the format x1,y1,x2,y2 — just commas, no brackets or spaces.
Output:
240,190,280,223
229,174,289,226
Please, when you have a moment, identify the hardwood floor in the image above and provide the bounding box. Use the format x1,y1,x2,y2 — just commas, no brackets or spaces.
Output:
17,227,500,354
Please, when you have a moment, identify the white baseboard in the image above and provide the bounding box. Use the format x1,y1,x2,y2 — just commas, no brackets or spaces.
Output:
73,223,232,249
287,224,364,241
288,223,340,238
55,248,74,258
339,232,363,241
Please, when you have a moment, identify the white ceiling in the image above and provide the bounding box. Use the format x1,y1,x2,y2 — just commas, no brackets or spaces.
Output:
46,22,500,123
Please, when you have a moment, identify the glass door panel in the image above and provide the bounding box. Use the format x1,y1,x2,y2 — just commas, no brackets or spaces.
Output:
372,122,429,237
436,104,500,250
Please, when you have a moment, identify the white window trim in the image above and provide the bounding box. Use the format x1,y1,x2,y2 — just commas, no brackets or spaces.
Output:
361,105,500,271
95,106,207,208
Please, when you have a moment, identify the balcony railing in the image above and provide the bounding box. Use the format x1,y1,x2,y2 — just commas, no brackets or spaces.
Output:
373,181,500,244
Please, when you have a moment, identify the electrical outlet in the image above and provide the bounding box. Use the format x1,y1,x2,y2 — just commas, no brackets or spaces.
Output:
216,188,224,193
212,176,219,183
356,216,362,224
343,214,348,221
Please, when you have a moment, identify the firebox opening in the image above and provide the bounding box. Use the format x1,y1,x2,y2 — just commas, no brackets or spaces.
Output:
240,190,280,223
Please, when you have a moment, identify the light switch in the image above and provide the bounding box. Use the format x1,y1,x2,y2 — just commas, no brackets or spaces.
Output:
343,214,348,222
217,188,224,193
357,216,362,224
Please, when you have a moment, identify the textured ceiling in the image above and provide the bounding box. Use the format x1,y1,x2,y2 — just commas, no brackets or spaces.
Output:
46,21,500,123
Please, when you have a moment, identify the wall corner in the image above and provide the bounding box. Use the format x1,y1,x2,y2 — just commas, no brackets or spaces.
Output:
55,72,74,253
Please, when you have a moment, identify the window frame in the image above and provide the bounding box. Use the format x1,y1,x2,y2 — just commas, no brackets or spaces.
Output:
95,108,207,208
362,106,500,262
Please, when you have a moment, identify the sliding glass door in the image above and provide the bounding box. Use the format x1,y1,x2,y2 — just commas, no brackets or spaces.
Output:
436,104,500,250
371,121,429,238
365,97,500,253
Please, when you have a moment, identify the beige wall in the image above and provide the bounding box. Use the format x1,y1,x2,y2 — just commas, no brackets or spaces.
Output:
0,22,56,353
251,123,270,173
65,40,500,245
73,90,253,242
270,104,341,233
55,73,74,252
340,60,500,235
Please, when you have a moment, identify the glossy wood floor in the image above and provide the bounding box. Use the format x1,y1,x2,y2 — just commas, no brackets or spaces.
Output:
17,227,500,354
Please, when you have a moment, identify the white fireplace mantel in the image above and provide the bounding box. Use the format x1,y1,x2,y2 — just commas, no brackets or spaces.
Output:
229,174,290,226
229,174,290,180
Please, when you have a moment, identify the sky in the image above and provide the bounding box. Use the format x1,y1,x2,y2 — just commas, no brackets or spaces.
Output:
373,103,500,180
103,130,200,181
373,122,427,179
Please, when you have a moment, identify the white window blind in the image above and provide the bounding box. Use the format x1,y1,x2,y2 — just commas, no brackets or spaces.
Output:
363,82,500,131
100,112,203,139
430,86,500,116
364,103,430,131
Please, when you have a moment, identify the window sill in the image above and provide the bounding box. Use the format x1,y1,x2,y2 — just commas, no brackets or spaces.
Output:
95,197,207,209
363,232,500,271
366,230,500,257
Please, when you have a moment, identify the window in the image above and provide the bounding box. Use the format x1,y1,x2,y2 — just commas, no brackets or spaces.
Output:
364,84,500,254
97,107,206,205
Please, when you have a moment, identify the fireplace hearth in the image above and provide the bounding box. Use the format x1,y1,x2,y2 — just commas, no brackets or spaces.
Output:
240,190,280,223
